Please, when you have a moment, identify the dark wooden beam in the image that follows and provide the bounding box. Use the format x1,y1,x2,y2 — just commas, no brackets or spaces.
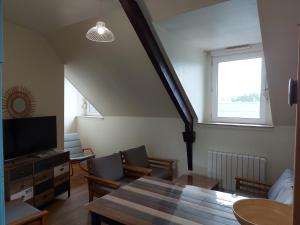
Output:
119,0,195,170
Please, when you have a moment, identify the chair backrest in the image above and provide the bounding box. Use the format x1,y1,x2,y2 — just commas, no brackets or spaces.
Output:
88,153,124,181
121,145,149,168
64,133,83,157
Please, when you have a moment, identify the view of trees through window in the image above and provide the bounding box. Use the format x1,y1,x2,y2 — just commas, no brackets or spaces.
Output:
217,57,262,119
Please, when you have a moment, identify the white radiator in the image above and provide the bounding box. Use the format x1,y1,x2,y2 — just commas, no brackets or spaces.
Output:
207,150,267,192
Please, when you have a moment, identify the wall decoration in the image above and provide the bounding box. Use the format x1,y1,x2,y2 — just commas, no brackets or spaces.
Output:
3,86,36,118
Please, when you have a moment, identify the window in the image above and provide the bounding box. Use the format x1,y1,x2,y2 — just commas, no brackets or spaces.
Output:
211,49,269,125
84,100,102,117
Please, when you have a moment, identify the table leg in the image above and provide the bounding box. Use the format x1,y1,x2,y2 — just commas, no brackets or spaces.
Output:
90,212,124,225
90,212,102,225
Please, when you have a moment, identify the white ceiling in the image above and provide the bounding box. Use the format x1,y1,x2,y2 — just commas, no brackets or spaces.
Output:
3,0,300,124
45,10,179,117
156,0,262,50
4,0,261,51
3,0,182,117
143,0,225,21
4,0,119,34
4,0,225,34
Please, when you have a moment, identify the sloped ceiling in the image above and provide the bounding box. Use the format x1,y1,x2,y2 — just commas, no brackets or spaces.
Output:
4,0,118,34
4,0,300,124
152,0,300,125
143,0,225,21
4,0,179,117
46,8,179,117
257,0,300,125
156,0,262,50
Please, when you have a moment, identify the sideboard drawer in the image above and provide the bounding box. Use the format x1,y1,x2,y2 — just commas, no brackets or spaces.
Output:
34,169,53,185
54,173,69,187
34,189,54,207
52,152,69,166
34,179,53,195
10,186,33,202
34,158,53,173
54,162,69,177
10,164,33,181
10,176,33,195
54,181,69,196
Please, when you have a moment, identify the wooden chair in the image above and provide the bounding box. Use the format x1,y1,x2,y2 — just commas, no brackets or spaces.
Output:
121,145,176,180
235,168,294,205
235,176,272,197
85,153,151,202
6,200,48,225
64,133,95,176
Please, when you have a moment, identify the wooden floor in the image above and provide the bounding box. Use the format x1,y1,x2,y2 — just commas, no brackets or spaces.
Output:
45,164,90,225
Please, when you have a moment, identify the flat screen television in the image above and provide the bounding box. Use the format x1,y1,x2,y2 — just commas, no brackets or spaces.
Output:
3,116,57,160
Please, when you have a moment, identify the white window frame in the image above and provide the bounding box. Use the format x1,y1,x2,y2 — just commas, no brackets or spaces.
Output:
84,100,101,116
211,48,268,125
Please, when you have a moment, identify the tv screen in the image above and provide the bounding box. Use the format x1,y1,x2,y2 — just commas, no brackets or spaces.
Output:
3,116,57,160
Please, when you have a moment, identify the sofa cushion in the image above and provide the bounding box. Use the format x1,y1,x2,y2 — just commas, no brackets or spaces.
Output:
275,181,294,205
90,153,124,181
151,167,172,180
122,145,149,168
268,168,293,200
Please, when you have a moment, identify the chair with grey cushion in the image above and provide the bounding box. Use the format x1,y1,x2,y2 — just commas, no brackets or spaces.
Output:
235,168,294,205
64,133,95,175
121,145,175,180
85,153,152,202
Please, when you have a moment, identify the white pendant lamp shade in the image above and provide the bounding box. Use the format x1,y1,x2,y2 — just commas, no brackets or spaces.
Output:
86,21,115,42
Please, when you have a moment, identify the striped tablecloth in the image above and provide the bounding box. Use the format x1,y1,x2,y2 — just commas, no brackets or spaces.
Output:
86,176,244,225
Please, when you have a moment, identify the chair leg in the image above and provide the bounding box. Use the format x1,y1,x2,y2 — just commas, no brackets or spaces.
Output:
79,161,89,173
70,162,74,176
89,191,93,202
68,186,71,198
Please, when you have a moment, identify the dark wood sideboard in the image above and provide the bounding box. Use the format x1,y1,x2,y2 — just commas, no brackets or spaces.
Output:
4,151,70,208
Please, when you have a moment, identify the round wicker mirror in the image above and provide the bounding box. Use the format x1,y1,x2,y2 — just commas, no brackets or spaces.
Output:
3,86,36,118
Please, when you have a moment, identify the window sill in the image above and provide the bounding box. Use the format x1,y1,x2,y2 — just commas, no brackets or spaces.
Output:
77,115,104,119
198,122,274,129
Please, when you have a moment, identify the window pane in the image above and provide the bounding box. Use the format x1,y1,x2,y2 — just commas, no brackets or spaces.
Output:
87,103,100,114
217,58,262,118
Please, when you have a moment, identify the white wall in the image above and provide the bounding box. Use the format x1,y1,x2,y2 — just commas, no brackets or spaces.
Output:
77,116,294,183
3,21,64,148
257,0,299,126
155,25,207,121
64,78,85,133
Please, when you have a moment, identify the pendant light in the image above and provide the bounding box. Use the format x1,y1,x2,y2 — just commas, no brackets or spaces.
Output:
86,21,115,42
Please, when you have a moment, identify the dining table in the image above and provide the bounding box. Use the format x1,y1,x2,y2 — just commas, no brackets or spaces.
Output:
86,176,245,225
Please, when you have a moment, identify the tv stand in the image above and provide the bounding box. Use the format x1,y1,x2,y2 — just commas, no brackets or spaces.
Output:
4,151,70,207
31,149,58,158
